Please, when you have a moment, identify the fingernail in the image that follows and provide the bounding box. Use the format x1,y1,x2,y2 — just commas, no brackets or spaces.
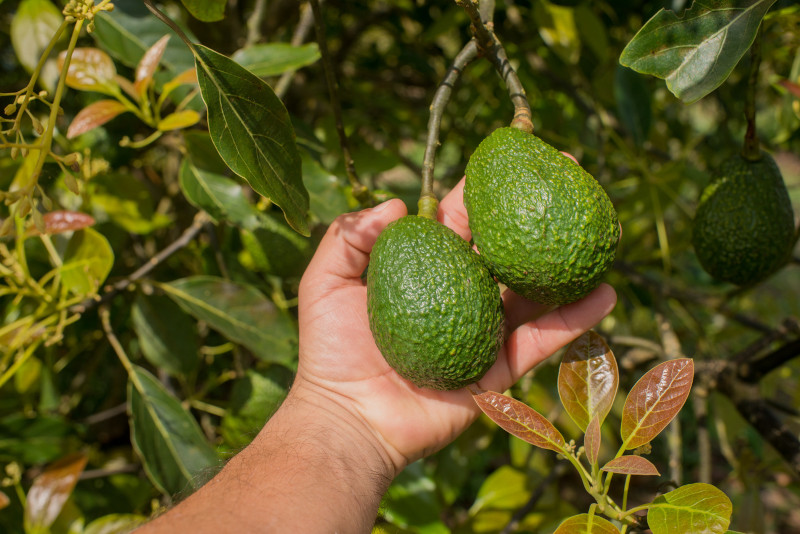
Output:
372,200,392,212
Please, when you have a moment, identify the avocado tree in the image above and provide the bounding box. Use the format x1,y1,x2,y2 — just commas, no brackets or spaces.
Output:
0,0,798,533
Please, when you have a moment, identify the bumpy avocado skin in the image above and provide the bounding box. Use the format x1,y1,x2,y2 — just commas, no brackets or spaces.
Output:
692,153,796,286
367,216,505,391
464,127,620,306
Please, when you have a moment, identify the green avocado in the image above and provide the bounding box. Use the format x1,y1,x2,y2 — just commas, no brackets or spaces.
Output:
464,127,620,306
691,152,796,286
367,215,505,390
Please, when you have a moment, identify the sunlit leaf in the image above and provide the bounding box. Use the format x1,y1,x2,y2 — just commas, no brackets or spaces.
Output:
14,355,41,394
178,160,260,229
67,100,128,139
194,45,310,236
10,0,63,90
221,367,292,449
584,416,601,466
88,172,173,234
23,452,88,532
161,276,298,365
157,110,201,131
38,211,96,235
59,47,119,95
160,68,198,104
132,292,200,377
601,455,660,476
472,390,566,453
232,43,321,77
383,461,448,532
553,513,621,534
129,366,218,496
648,483,732,534
60,227,114,296
533,0,580,64
180,0,226,22
558,331,618,432
620,358,694,450
84,514,148,534
470,465,531,514
134,34,170,97
620,0,777,103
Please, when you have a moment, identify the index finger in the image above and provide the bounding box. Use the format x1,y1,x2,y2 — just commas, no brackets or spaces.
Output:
437,177,471,241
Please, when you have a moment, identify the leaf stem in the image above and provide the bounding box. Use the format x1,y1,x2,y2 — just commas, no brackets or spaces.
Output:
742,27,762,161
308,0,370,207
419,40,478,218
456,0,532,133
143,0,195,53
99,305,135,377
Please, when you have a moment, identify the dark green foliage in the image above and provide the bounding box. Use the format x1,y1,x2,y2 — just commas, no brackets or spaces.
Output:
367,216,504,390
692,152,796,286
464,127,620,306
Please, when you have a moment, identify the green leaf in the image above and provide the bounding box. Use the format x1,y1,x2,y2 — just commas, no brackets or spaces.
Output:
232,43,321,77
128,366,218,496
88,172,173,234
382,461,449,534
558,331,618,432
619,0,777,103
179,160,260,229
132,292,200,377
553,514,621,534
532,0,581,64
614,66,652,147
60,227,114,296
180,0,226,22
10,0,63,90
648,483,732,534
84,514,148,534
194,45,310,235
157,110,201,131
0,414,73,465
24,453,88,533
303,153,350,225
620,359,694,450
470,465,531,514
239,213,314,278
161,276,298,365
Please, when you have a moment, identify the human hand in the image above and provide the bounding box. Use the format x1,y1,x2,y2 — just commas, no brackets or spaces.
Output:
292,177,617,479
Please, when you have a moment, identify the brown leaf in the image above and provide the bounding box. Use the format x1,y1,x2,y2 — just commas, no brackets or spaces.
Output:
134,35,171,97
584,416,601,466
0,491,9,510
620,358,694,450
24,453,88,531
558,331,619,431
554,513,621,534
778,79,800,100
59,48,118,94
472,390,566,453
67,100,128,139
601,455,660,476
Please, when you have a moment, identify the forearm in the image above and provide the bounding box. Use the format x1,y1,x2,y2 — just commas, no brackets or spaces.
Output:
138,384,395,533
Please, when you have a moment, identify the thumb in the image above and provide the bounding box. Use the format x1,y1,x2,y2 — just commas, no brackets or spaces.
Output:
301,199,407,289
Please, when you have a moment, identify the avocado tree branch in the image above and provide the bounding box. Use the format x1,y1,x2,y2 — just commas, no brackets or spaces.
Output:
742,27,762,161
309,0,371,207
738,338,800,383
419,39,479,218
275,2,316,99
456,0,532,133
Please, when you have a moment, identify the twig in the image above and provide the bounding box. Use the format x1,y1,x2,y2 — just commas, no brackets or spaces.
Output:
456,0,532,133
308,0,370,206
418,40,479,218
655,313,683,486
245,0,268,47
739,338,800,383
742,27,762,161
500,463,566,534
69,212,209,315
275,2,316,99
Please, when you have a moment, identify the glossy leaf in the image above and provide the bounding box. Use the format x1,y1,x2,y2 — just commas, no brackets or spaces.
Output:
157,110,201,131
84,514,148,534
134,34,170,97
584,416,601,466
60,47,119,95
180,0,226,22
553,514,621,534
472,390,566,453
161,276,298,365
23,452,88,532
648,483,732,534
178,160,260,229
132,292,200,377
232,43,321,77
67,100,128,139
620,358,694,450
128,366,218,496
26,210,95,235
558,331,618,432
60,227,114,296
620,0,777,103
601,455,660,476
10,0,62,89
194,44,310,236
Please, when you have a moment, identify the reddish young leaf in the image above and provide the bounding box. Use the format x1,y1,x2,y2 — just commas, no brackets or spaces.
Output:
134,35,171,98
778,79,800,100
472,390,566,453
67,100,128,139
584,416,601,466
0,491,9,510
620,358,694,450
554,513,621,534
42,211,95,234
24,453,88,531
558,330,619,431
601,455,660,476
59,48,118,94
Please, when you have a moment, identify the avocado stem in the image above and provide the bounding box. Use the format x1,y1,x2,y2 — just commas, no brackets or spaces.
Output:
419,40,479,214
742,26,762,162
417,195,439,220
